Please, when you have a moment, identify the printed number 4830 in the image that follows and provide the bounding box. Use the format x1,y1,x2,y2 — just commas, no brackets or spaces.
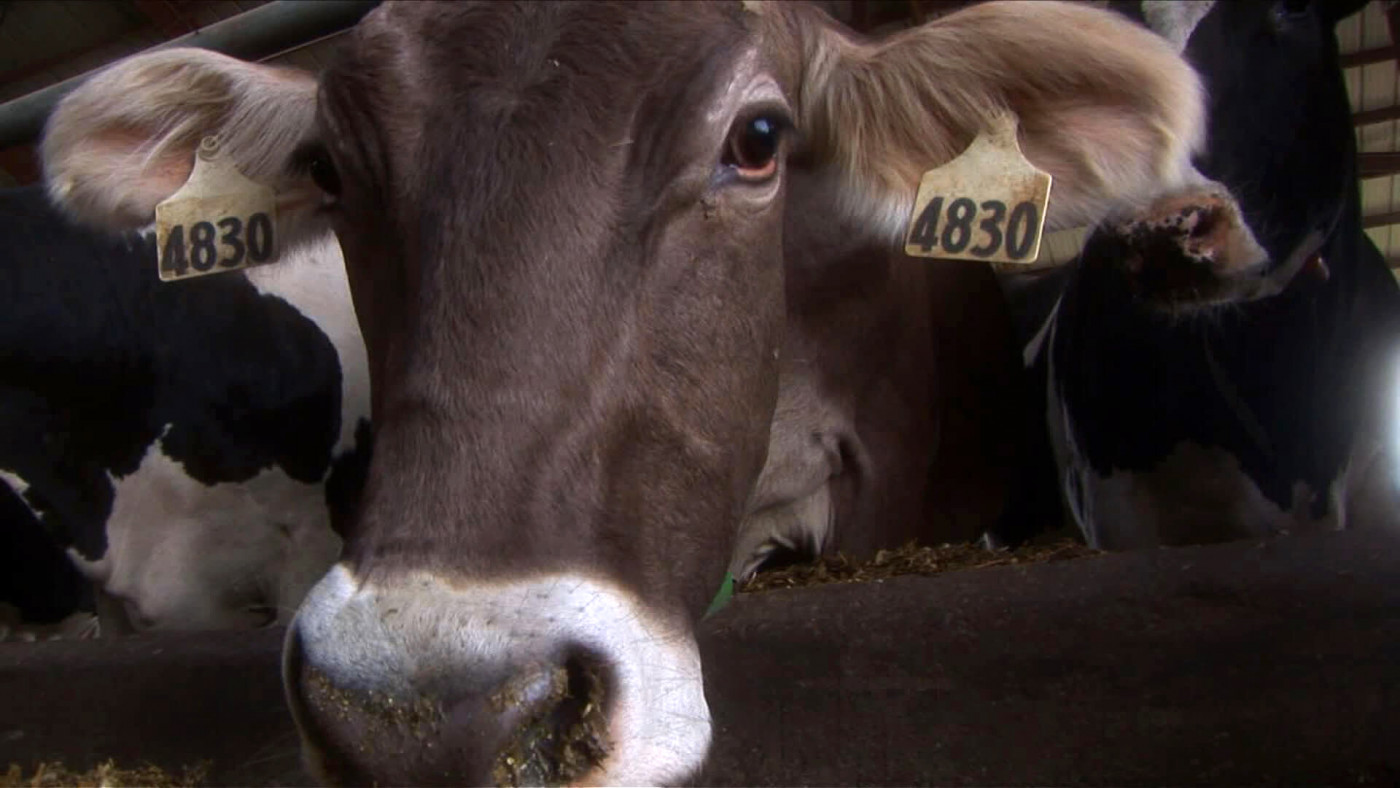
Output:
162,212,274,276
909,196,1039,260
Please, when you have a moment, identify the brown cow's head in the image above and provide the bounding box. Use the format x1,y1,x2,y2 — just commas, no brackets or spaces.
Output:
41,2,1202,784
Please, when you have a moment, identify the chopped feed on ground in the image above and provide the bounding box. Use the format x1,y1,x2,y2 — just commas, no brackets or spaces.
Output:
1,761,207,788
741,538,1100,592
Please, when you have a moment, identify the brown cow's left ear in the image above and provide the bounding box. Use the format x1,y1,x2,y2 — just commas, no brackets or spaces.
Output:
41,48,322,236
769,0,1205,245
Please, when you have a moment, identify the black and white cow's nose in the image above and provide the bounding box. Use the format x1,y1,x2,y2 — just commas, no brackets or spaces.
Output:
283,565,709,787
1106,186,1267,294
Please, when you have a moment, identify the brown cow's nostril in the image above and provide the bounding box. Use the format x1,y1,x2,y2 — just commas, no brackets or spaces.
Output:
491,654,611,787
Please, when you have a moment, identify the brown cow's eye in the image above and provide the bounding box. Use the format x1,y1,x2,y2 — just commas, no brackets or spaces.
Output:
724,115,785,182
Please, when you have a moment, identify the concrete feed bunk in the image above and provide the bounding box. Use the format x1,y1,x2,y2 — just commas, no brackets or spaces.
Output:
2,528,1398,786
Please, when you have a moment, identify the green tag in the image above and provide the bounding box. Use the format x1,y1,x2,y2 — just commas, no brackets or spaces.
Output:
703,572,736,619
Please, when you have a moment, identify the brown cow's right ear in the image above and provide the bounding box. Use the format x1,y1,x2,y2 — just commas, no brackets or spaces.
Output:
765,0,1205,246
41,48,321,234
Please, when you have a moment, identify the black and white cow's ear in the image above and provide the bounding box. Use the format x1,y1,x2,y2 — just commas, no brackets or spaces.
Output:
41,48,321,234
1140,1,1215,52
1320,0,1371,25
767,0,1205,246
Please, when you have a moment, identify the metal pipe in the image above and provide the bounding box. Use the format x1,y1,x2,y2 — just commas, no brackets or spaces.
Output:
0,0,379,149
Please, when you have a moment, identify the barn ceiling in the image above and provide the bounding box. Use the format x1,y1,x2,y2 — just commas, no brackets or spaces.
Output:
1342,1,1400,270
0,0,1396,270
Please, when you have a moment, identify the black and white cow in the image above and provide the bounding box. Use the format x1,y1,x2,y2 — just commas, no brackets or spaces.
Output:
990,0,1400,551
0,184,369,633
1,476,91,634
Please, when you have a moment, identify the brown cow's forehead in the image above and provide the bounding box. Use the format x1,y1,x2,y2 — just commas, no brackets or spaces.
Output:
319,1,761,172
308,0,791,586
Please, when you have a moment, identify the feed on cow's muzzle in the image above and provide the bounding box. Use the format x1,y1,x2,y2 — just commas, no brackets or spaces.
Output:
490,657,610,788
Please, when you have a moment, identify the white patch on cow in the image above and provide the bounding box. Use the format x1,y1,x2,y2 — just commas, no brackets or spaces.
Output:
1048,325,1400,547
1044,313,1088,534
0,469,37,517
0,469,29,495
71,432,342,630
290,566,710,787
1141,1,1215,53
1078,442,1342,549
127,228,367,455
1342,433,1400,533
1344,350,1400,530
1023,293,1063,368
1045,311,1348,548
244,233,370,458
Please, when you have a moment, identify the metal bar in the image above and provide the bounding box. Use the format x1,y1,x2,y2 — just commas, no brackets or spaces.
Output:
1339,44,1400,68
0,0,379,150
1363,210,1400,228
1353,104,1400,126
254,27,352,70
1359,152,1400,179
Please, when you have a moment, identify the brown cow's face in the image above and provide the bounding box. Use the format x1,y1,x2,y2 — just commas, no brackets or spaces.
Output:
39,0,1207,782
312,2,785,626
287,3,786,784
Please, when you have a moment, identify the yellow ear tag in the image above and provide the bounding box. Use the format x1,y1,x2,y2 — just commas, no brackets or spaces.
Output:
154,136,280,282
903,115,1052,265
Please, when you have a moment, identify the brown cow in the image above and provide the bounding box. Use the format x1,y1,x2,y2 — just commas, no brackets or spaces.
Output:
41,1,1204,784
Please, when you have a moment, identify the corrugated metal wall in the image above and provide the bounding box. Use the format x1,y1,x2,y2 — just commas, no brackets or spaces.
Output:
1341,2,1400,273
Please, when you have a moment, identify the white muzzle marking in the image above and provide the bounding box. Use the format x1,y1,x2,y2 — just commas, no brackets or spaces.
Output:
289,564,712,786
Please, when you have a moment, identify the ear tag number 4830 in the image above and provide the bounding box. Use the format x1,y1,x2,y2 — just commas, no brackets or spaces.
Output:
155,136,279,282
904,115,1052,265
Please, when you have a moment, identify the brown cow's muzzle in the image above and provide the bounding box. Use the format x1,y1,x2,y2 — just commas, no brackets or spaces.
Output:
283,565,711,787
